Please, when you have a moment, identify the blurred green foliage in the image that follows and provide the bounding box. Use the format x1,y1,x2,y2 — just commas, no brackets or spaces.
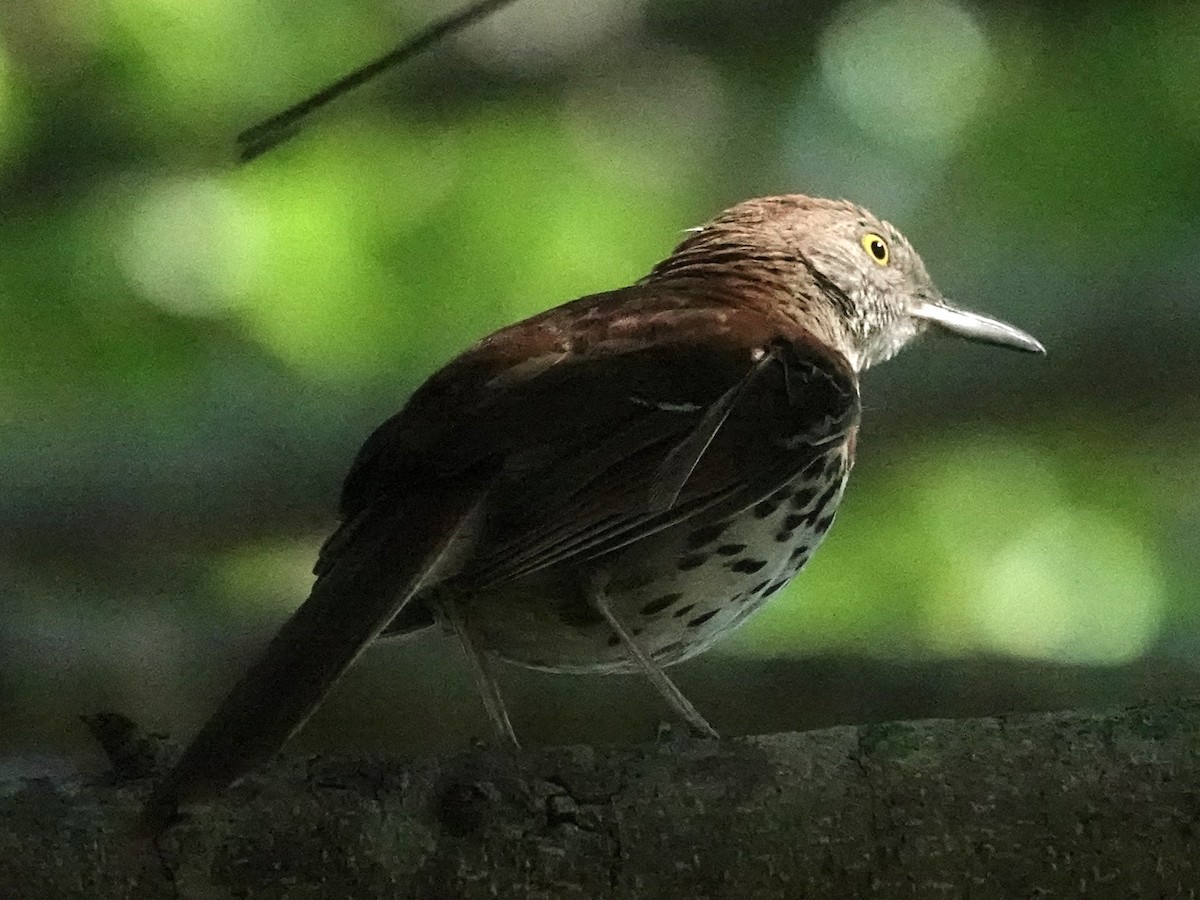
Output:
2,0,1198,764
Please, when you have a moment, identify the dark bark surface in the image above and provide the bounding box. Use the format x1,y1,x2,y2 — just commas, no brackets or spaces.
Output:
4,700,1199,898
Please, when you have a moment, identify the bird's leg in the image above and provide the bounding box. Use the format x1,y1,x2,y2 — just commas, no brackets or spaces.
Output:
584,573,719,740
439,593,520,749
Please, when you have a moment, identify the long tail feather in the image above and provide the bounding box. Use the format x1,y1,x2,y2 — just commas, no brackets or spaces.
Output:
139,485,485,836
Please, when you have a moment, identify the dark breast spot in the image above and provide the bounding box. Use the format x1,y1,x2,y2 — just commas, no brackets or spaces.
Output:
685,521,729,550
813,512,837,534
686,609,720,628
677,553,709,571
606,633,621,648
789,544,810,562
641,593,683,616
790,486,817,509
769,487,793,504
716,543,747,556
657,640,684,657
823,453,843,479
783,512,809,531
753,499,781,518
815,479,842,510
751,580,770,594
730,558,767,574
774,529,794,543
673,603,697,618
762,580,789,598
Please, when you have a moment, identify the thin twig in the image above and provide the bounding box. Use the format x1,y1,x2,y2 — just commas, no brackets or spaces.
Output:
237,0,522,163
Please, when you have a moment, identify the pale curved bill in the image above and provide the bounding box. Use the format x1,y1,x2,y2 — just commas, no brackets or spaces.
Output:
915,301,1046,354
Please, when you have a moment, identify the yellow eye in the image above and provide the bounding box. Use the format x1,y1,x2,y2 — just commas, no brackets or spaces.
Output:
861,233,889,266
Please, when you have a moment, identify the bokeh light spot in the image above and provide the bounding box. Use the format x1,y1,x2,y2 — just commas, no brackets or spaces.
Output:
211,539,321,615
118,175,264,318
916,438,1164,663
457,0,646,74
0,37,27,166
228,124,460,381
977,512,1163,664
564,48,725,191
818,0,994,151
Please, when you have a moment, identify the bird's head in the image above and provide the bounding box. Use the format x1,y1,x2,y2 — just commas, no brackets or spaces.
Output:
652,195,1045,372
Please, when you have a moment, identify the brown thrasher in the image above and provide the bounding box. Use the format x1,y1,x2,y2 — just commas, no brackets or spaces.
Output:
142,194,1043,832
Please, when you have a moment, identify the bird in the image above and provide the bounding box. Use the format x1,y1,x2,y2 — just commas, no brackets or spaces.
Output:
140,194,1044,833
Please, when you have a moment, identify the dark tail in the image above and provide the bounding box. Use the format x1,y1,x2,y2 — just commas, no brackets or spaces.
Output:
139,489,482,836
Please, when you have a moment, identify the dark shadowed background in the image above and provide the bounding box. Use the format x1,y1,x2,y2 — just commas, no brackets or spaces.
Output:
2,0,1198,777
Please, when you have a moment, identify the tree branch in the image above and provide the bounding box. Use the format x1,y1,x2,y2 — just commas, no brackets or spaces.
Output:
4,700,1199,897
237,0,522,161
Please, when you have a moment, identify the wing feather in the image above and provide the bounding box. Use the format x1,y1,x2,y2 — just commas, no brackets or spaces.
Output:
331,284,860,595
